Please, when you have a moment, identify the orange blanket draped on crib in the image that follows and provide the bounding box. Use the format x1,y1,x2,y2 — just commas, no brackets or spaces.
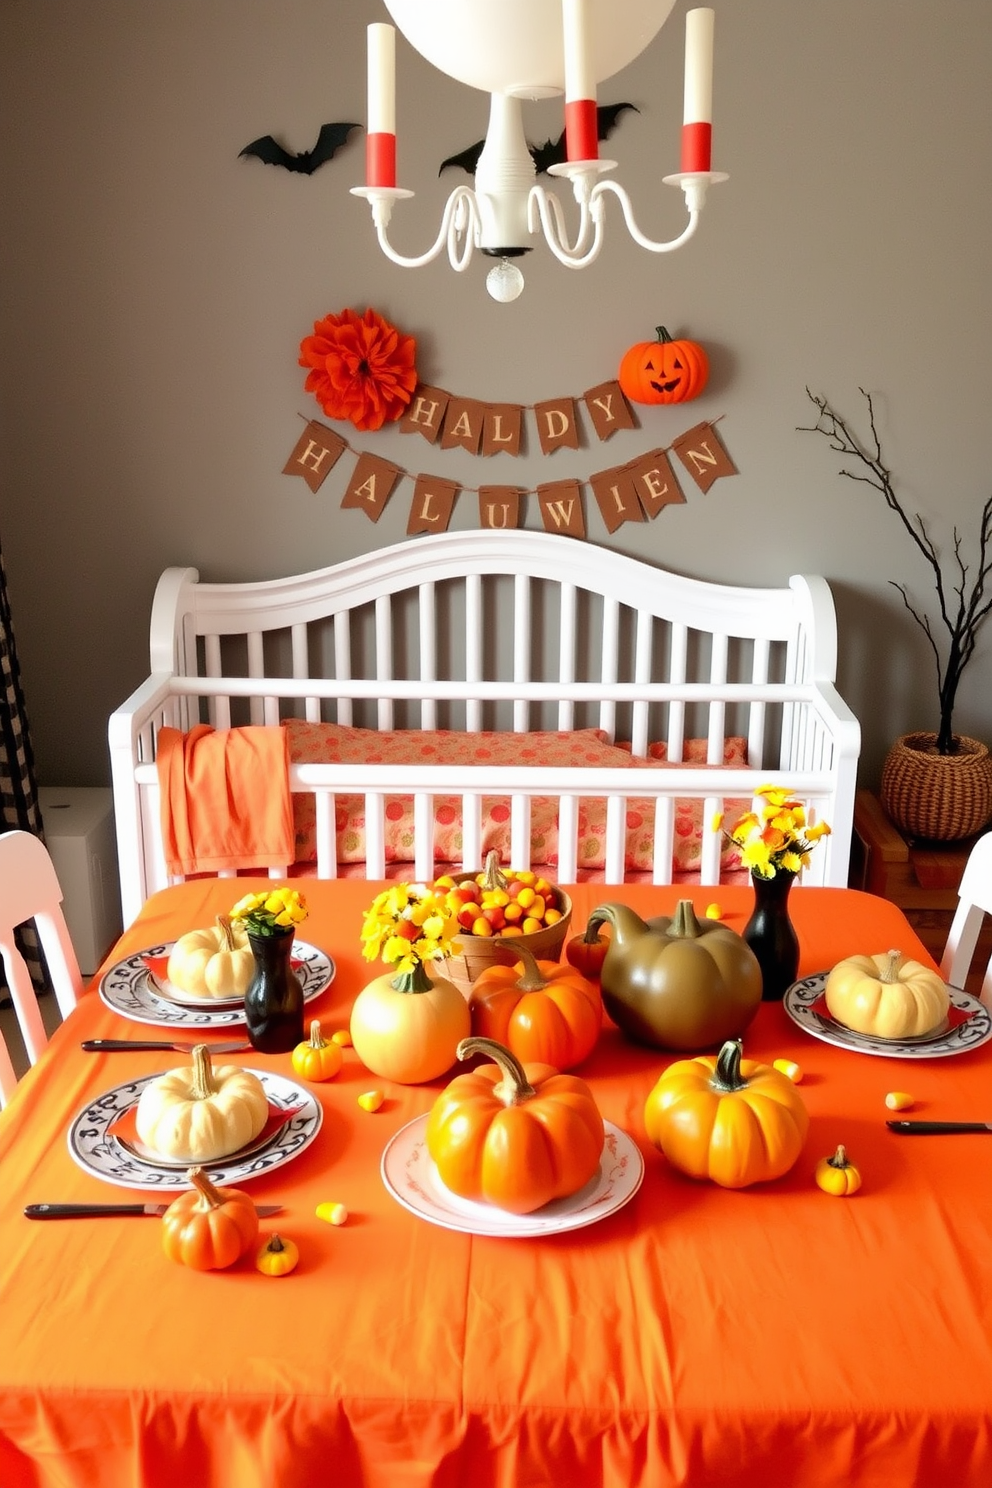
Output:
156,723,295,876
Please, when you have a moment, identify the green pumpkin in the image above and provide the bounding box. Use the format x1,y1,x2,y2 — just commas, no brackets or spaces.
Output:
587,900,762,1052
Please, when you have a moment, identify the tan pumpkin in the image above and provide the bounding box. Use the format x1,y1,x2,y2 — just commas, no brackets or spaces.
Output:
135,1045,269,1162
824,948,949,1039
349,960,471,1085
166,916,254,999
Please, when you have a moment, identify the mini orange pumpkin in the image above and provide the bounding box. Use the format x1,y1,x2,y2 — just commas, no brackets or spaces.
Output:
618,325,709,405
161,1166,259,1270
426,1036,604,1214
468,945,602,1070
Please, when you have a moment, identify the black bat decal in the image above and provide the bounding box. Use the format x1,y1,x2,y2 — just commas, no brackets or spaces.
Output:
239,121,361,175
439,102,638,178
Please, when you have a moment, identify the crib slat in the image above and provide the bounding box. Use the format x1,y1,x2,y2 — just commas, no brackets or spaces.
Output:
631,609,653,757
557,583,576,733
203,635,230,732
334,612,353,727
246,633,265,727
461,794,482,872
365,793,386,877
513,574,531,734
599,598,619,741
556,795,578,883
315,793,337,878
290,622,319,723
419,584,438,730
668,623,687,760
465,574,483,733
699,795,723,884
509,796,533,872
375,596,394,732
603,795,626,883
652,797,675,885
748,638,770,766
707,633,728,762
413,794,433,881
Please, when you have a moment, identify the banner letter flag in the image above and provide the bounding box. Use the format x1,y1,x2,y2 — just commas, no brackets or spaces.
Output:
399,385,450,443
408,475,459,535
628,447,686,518
589,465,645,534
537,479,586,538
283,421,346,493
583,380,637,442
478,486,522,530
672,421,738,493
341,451,403,522
534,397,580,455
440,397,485,454
482,404,523,457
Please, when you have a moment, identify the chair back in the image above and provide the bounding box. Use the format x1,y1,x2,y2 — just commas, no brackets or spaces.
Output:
0,829,84,1105
939,831,992,1006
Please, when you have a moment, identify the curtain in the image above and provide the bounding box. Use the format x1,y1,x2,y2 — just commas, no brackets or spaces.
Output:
0,533,48,992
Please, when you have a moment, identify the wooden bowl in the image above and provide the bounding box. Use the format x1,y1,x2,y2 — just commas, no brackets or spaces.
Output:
443,860,572,999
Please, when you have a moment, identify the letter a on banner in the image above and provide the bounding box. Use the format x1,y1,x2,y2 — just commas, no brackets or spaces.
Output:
283,420,346,493
537,479,585,537
341,451,403,522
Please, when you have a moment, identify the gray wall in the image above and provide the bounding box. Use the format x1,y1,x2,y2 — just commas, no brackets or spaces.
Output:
2,1,990,793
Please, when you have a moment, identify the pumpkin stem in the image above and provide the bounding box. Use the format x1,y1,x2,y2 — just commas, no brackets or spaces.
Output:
512,944,550,993
668,899,704,941
880,950,903,984
456,1036,537,1104
655,326,674,344
215,914,236,951
307,1019,327,1049
390,960,436,995
185,1165,227,1211
829,1144,850,1169
266,1233,288,1253
189,1045,218,1101
710,1038,750,1093
481,850,509,894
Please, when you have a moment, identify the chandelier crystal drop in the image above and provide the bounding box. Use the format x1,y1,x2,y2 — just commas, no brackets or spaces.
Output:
351,2,727,301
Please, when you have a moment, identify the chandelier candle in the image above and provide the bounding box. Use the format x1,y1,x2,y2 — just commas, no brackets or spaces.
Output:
366,22,397,188
563,0,598,162
681,8,714,174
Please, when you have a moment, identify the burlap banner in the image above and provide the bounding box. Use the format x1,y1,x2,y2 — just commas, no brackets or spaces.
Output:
398,380,632,457
284,417,735,539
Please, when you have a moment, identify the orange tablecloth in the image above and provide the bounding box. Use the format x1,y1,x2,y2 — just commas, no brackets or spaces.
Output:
1,880,991,1488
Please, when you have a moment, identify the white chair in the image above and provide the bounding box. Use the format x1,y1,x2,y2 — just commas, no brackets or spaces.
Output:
939,830,992,1006
0,829,84,1106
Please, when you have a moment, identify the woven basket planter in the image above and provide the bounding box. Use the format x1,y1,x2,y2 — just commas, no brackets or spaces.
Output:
444,853,572,998
880,732,992,842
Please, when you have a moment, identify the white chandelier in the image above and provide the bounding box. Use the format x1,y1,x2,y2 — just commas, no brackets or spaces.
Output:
351,0,727,302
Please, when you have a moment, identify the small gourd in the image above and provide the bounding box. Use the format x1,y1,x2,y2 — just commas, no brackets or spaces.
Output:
565,922,610,980
815,1144,862,1197
256,1233,300,1276
468,944,602,1070
161,1166,258,1270
824,949,949,1039
167,915,253,999
426,1036,604,1215
135,1044,269,1162
291,1020,343,1083
644,1038,809,1189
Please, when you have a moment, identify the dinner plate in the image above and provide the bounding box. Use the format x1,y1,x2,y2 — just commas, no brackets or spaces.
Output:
783,972,992,1059
67,1069,322,1191
381,1117,644,1238
98,941,334,1029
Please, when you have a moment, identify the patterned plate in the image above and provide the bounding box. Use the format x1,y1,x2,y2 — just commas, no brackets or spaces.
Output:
783,972,992,1059
67,1069,322,1191
98,941,334,1029
381,1117,644,1238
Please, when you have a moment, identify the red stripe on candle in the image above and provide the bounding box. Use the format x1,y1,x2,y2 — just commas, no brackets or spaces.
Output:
565,99,599,162
366,133,396,188
680,121,712,174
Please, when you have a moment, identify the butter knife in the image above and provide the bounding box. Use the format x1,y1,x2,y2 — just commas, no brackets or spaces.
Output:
886,1120,992,1134
81,1038,252,1055
25,1202,283,1219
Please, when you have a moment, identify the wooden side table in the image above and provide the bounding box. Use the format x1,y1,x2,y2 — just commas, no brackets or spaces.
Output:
850,790,991,997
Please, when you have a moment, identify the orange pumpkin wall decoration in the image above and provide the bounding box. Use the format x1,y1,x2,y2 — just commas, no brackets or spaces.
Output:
618,325,709,406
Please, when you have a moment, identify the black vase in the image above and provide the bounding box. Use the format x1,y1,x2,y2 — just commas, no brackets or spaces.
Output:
742,870,800,1002
244,929,305,1053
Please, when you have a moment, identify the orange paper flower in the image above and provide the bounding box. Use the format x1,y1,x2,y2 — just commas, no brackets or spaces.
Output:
299,307,418,432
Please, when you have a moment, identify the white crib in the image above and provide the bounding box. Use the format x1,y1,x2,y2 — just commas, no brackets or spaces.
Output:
108,529,861,923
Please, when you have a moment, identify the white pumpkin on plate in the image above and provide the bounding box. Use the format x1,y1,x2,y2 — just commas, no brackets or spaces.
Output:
824,948,949,1040
166,916,254,999
135,1045,268,1162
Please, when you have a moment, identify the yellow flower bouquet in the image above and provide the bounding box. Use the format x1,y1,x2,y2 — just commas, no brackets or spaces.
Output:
230,886,309,938
719,786,831,880
360,883,460,976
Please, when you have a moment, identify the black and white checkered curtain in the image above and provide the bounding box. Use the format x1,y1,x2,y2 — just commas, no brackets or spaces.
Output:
0,534,47,992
